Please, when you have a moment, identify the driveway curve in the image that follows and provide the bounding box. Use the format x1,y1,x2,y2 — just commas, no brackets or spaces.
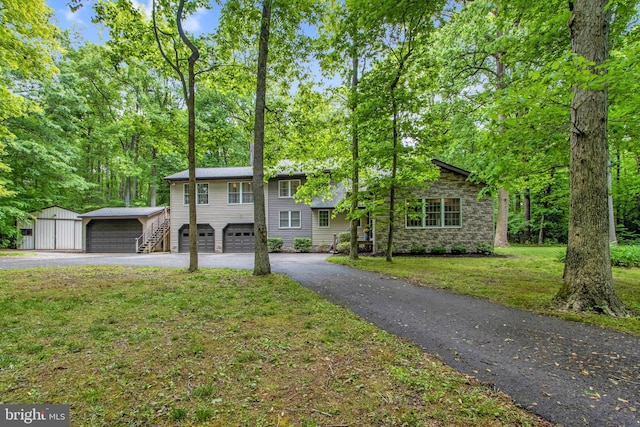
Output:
1,252,639,427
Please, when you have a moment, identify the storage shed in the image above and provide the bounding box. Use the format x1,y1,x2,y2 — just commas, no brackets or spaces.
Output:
17,206,83,251
80,207,169,253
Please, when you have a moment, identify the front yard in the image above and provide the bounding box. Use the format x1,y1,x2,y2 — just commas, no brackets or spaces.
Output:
331,246,640,335
0,266,551,426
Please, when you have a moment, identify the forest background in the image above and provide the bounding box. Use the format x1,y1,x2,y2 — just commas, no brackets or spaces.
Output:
1,0,639,249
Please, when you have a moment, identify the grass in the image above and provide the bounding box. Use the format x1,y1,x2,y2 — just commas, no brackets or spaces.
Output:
330,246,640,335
0,250,31,257
0,266,552,426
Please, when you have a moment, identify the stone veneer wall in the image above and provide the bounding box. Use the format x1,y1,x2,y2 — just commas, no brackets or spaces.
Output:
374,170,494,254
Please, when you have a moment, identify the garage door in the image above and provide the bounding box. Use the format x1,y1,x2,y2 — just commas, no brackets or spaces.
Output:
178,224,215,253
224,223,255,253
86,219,141,253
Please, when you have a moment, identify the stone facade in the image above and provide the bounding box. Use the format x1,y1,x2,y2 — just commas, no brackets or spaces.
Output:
374,169,494,254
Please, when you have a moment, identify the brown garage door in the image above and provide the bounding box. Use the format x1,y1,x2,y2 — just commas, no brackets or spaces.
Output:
223,223,255,253
86,219,141,253
178,224,215,253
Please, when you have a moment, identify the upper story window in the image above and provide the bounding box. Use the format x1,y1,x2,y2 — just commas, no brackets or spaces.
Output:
279,211,301,228
278,179,300,198
228,182,253,204
406,198,461,228
183,183,209,205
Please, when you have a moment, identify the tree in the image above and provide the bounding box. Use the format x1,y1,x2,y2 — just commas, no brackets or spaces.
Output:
252,0,272,276
555,0,627,316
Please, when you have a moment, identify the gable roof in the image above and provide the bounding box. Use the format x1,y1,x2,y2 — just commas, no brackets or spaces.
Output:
431,159,471,178
164,167,253,181
79,207,168,218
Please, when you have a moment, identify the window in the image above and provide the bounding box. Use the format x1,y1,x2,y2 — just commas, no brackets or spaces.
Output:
183,183,209,205
278,179,300,198
228,182,253,204
280,211,301,228
406,198,461,228
20,228,33,236
318,210,330,228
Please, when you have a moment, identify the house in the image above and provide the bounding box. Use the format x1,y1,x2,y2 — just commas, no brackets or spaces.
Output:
164,160,493,254
78,207,169,253
17,206,83,251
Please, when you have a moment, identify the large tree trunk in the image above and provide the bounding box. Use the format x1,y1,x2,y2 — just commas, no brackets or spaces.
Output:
150,146,157,207
494,188,510,247
252,0,272,276
349,51,359,260
556,0,626,316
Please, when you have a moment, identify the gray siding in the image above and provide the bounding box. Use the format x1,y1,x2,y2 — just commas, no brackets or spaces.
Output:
374,170,494,254
267,177,312,249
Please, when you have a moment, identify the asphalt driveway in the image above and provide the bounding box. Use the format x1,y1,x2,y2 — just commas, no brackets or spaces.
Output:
1,252,639,426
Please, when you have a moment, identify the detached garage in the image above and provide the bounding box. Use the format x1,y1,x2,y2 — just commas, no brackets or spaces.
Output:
17,206,82,251
80,207,168,253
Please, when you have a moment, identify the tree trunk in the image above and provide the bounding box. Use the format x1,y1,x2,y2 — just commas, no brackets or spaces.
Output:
494,188,510,247
523,187,531,243
607,159,617,245
252,0,272,276
386,99,399,263
556,0,626,316
150,146,157,207
349,51,359,260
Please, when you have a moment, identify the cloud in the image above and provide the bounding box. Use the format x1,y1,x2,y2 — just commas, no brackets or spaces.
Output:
63,8,84,24
182,8,209,34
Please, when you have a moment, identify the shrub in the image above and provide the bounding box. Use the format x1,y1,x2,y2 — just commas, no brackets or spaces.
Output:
293,237,312,253
338,231,351,244
476,243,494,255
410,246,427,255
336,242,351,254
611,245,640,267
451,246,467,255
314,242,331,253
267,238,283,253
431,246,446,255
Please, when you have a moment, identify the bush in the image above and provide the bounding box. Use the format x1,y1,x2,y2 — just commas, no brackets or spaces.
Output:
451,246,467,255
338,231,351,244
314,242,331,253
476,243,494,255
410,246,427,255
611,245,640,267
336,242,351,254
431,246,446,255
293,237,312,253
267,238,283,253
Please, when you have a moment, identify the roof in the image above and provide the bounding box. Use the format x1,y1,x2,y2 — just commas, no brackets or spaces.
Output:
164,167,253,181
79,207,168,218
310,185,346,209
163,165,307,182
432,159,471,178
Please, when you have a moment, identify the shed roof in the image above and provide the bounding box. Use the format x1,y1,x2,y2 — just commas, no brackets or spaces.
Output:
79,207,167,218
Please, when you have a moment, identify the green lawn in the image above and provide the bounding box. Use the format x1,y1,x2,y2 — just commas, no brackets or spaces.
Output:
330,246,640,335
0,266,552,426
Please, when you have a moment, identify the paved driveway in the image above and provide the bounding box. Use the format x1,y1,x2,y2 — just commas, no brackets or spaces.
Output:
1,252,639,427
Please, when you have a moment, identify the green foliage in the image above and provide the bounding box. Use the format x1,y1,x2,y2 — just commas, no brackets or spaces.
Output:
431,246,446,255
451,246,467,255
476,243,495,255
336,242,351,254
293,237,312,253
338,231,351,244
267,238,283,253
410,246,427,255
610,246,640,268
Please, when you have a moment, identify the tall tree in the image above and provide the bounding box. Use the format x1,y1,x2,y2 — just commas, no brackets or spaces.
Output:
555,0,627,316
252,0,272,276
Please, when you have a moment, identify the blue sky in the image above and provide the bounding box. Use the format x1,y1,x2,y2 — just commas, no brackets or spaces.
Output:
47,0,217,44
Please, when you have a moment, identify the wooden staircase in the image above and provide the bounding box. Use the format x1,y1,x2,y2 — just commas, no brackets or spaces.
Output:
136,218,170,253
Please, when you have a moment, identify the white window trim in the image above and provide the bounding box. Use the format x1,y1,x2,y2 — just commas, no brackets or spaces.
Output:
278,179,301,198
227,181,254,205
183,183,209,205
318,210,330,228
279,210,302,229
405,198,462,229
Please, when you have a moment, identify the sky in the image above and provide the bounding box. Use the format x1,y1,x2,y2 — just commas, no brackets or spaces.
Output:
47,0,218,45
